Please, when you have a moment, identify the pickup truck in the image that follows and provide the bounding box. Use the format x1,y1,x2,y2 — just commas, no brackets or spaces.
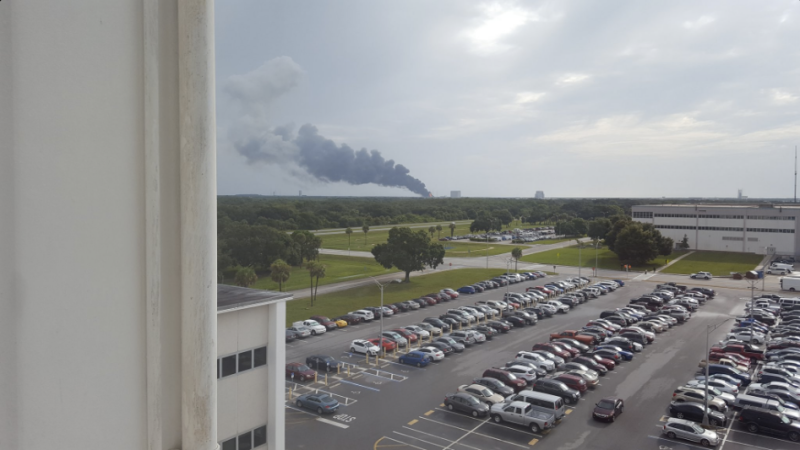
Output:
698,358,748,371
550,330,597,345
709,343,765,361
489,401,555,433
292,320,327,335
709,352,752,370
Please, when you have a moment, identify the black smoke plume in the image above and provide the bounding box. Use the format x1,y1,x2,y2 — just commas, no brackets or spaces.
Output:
233,124,431,197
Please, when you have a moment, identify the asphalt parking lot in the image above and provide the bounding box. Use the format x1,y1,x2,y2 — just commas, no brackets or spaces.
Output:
284,274,800,450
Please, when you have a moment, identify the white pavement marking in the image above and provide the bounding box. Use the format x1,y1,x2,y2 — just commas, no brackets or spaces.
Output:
718,410,737,450
419,415,540,442
647,435,710,450
442,417,492,450
393,431,447,449
401,426,483,450
379,436,430,450
722,438,780,450
284,404,318,416
316,418,349,429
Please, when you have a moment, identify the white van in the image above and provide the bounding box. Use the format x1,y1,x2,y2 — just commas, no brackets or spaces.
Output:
770,263,794,272
780,277,800,292
505,390,566,421
767,266,791,275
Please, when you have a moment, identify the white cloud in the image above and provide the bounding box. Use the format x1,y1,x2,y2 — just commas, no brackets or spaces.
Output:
557,73,590,86
772,89,798,105
683,15,715,29
464,2,541,54
515,91,546,104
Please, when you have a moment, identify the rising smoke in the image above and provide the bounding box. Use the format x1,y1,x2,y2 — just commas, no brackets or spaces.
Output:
224,57,431,197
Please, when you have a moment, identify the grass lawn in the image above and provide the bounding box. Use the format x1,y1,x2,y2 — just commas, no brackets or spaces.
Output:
442,241,528,258
286,268,507,326
530,237,583,245
660,251,764,276
319,222,476,251
520,245,688,272
250,254,396,292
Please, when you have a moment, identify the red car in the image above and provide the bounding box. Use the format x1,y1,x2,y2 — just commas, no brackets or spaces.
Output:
555,373,587,392
419,297,438,306
587,320,618,333
309,315,339,331
368,337,397,352
579,353,616,370
709,343,765,361
441,289,459,299
285,362,316,382
482,368,527,392
593,397,624,422
709,352,752,370
385,304,400,314
550,342,580,358
573,356,611,374
392,328,419,344
767,340,800,350
532,343,571,360
534,286,554,295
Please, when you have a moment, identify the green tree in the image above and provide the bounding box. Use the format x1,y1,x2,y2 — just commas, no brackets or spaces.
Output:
269,259,291,291
511,247,523,272
587,218,612,241
436,224,442,239
306,261,318,306
291,230,322,264
305,261,326,306
604,216,632,252
234,266,257,288
345,227,353,248
614,222,659,265
449,222,456,237
371,227,445,282
679,234,690,250
362,224,370,244
493,209,514,229
428,226,436,239
657,234,674,258
312,263,326,304
470,212,501,235
570,218,588,236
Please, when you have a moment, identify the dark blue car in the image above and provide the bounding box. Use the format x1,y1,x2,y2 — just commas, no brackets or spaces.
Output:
457,286,476,294
595,345,633,361
613,280,625,287
706,364,751,386
295,393,340,414
398,351,432,367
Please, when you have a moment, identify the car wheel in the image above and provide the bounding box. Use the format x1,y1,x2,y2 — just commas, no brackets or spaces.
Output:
417,362,422,367
447,403,454,411
530,423,540,433
790,432,800,442
350,347,356,353
610,415,615,422
317,407,323,414
492,414,503,423
296,400,302,407
747,424,759,433
472,410,479,418
666,431,676,439
311,330,317,336
676,412,685,419
701,439,711,447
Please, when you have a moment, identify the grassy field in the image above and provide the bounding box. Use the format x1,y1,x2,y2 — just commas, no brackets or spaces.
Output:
319,222,476,251
520,244,688,272
660,251,764,276
250,254,396,292
442,241,528,258
286,268,508,325
530,237,581,245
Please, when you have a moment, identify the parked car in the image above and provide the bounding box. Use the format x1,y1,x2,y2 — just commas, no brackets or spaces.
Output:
368,337,397,352
294,393,340,414
662,417,721,447
349,339,379,356
472,376,515,397
456,384,505,405
738,405,800,442
554,373,588,393
489,401,556,433
416,346,445,362
443,393,490,418
435,336,465,353
286,329,299,342
690,272,713,280
668,401,727,427
305,355,343,372
398,351,431,367
457,286,476,294
593,397,624,422
531,378,581,405
309,316,340,331
482,368,527,392
285,362,316,382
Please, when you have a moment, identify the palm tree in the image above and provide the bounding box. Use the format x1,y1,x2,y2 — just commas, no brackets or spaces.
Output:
362,224,370,244
306,261,319,306
234,266,257,287
436,224,442,239
345,227,353,248
511,247,523,273
449,222,456,238
311,263,326,303
269,259,291,292
428,226,436,239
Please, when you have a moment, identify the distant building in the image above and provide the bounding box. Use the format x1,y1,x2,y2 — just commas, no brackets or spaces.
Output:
451,191,461,198
535,191,545,199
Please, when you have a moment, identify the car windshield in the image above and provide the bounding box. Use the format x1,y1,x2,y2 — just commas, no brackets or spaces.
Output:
597,399,615,409
297,364,311,371
479,388,492,397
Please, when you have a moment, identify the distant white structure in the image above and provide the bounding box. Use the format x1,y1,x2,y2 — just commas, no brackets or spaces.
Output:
535,191,545,199
451,190,461,198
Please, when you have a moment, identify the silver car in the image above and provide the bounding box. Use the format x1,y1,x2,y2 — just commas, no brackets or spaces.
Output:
662,418,720,447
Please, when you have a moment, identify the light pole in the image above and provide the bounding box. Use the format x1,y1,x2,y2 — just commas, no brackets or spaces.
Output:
578,242,582,278
703,316,735,426
594,238,599,278
371,277,387,349
505,259,512,295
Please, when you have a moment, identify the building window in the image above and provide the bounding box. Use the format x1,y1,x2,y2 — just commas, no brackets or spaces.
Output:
253,426,267,447
722,237,743,241
238,350,252,373
222,438,236,450
254,347,267,368
238,431,252,450
633,211,653,218
221,355,237,378
748,237,759,242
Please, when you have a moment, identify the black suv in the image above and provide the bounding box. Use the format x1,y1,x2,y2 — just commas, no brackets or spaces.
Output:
531,378,580,405
739,406,800,442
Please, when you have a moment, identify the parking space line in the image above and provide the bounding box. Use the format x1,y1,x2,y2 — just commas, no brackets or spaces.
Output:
392,431,447,449
284,404,318,416
419,415,541,442
725,427,799,445
339,379,380,392
647,435,709,449
442,416,494,450
317,418,349,429
401,426,484,450
375,436,428,450
722,438,779,450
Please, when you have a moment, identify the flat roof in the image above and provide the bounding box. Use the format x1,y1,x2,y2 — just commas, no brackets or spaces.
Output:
217,284,293,313
633,204,800,210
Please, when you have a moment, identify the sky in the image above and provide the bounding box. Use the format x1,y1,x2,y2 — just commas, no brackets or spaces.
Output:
215,1,800,199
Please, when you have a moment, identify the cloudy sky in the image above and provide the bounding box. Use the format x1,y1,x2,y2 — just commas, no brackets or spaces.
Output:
215,1,800,198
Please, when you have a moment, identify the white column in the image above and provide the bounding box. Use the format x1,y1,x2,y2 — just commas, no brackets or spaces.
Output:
178,1,218,449
267,301,287,450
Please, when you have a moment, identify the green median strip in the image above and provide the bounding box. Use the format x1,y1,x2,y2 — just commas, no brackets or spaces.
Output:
659,251,764,276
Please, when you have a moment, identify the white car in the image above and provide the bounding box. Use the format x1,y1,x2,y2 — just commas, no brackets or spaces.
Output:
726,330,766,344
513,351,556,372
690,272,713,280
545,300,569,313
292,320,326,335
403,325,430,340
767,267,790,275
459,306,485,320
504,365,538,384
417,346,445,361
686,378,739,395
349,339,379,356
348,310,374,321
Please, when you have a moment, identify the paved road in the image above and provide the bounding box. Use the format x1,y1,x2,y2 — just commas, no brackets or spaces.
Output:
284,275,799,450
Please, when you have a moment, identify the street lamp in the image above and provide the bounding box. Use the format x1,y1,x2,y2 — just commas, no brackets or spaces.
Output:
594,238,600,278
578,242,582,278
505,258,512,295
702,316,735,426
371,277,387,349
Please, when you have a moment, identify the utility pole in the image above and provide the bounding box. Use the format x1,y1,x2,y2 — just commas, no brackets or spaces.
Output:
371,277,387,349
